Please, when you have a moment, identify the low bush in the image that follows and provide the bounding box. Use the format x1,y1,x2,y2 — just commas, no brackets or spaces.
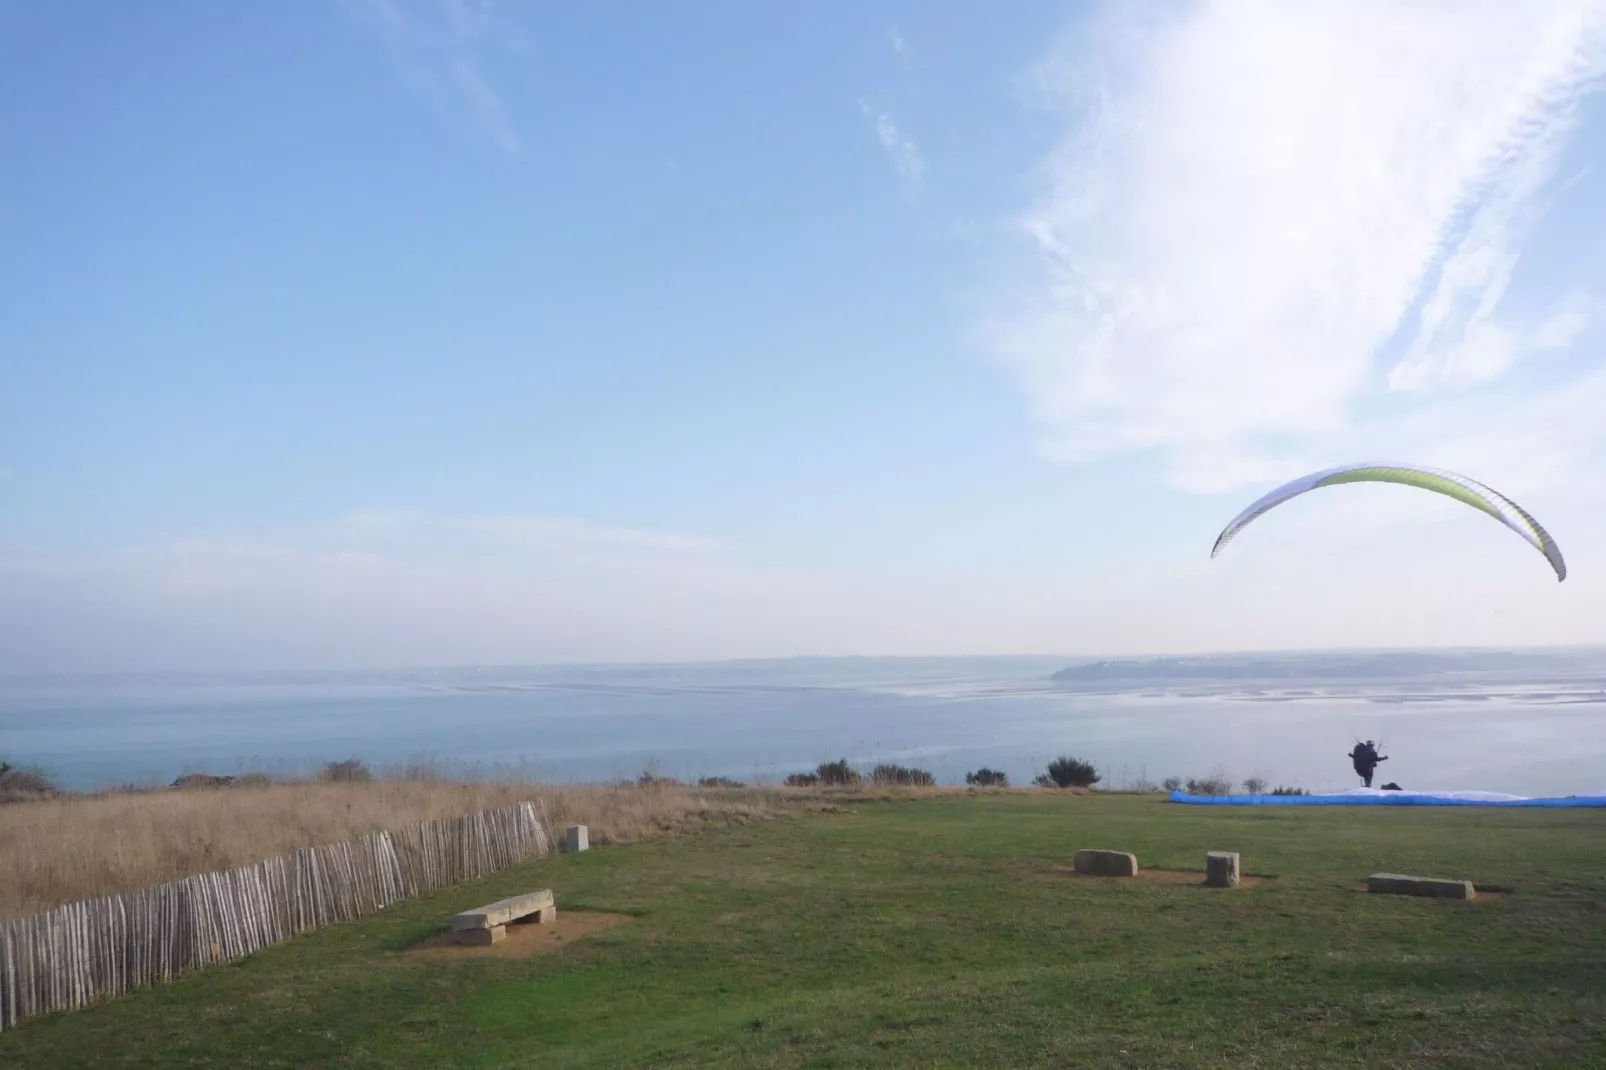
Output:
0,760,59,803
814,759,861,787
964,768,1009,787
1269,785,1309,796
1183,775,1234,796
1242,777,1268,794
1036,756,1101,789
318,759,372,783
172,774,237,790
697,776,746,788
870,764,935,787
1162,776,1183,792
784,772,820,787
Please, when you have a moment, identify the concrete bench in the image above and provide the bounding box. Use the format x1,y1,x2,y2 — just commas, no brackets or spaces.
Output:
1206,851,1240,887
1366,873,1475,900
450,889,557,945
1073,849,1138,877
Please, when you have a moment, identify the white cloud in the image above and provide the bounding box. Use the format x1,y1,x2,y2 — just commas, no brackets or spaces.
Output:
345,0,523,153
988,0,1606,492
1165,352,1606,501
877,113,923,183
861,101,924,185
1389,103,1598,391
1533,292,1595,349
888,25,909,60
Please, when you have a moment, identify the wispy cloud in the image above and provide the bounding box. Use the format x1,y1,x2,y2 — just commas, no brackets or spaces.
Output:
345,0,524,153
987,0,1606,493
888,24,909,61
861,101,924,186
860,25,923,189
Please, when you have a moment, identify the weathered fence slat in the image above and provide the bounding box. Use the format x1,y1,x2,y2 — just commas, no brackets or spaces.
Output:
0,800,550,1031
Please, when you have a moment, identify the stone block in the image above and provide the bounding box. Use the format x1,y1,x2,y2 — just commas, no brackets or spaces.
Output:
1366,873,1475,900
1073,849,1139,877
451,889,555,931
1206,851,1240,887
453,924,506,946
566,824,590,852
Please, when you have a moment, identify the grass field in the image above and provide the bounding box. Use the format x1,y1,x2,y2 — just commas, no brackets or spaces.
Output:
4,792,1605,1068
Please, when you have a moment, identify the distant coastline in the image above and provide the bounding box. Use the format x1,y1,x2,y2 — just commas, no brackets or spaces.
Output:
1049,646,1606,684
7,643,1606,687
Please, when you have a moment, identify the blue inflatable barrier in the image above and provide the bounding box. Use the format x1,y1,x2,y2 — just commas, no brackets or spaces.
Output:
1169,790,1606,808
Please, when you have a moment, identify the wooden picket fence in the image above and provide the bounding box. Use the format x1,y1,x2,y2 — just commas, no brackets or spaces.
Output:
0,799,550,1031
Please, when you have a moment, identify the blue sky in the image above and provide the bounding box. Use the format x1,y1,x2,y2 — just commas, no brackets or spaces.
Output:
4,0,1606,672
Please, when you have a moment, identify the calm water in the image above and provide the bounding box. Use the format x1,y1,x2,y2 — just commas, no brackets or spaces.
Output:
4,656,1606,796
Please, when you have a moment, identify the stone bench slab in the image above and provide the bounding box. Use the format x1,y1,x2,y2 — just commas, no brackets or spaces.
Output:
1073,849,1139,877
1367,873,1475,900
454,925,507,946
452,889,556,931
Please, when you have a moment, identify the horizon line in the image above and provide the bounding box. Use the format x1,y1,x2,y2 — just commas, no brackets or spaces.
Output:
5,641,1606,683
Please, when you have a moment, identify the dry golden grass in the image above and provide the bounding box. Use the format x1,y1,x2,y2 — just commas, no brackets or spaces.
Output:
0,778,784,922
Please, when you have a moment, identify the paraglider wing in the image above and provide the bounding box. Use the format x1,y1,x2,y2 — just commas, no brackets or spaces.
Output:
1209,463,1566,581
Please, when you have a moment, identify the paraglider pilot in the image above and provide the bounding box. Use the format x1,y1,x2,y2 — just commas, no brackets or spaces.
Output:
1348,740,1388,788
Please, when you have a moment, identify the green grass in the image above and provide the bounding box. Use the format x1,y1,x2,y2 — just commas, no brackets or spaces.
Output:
5,793,1606,1068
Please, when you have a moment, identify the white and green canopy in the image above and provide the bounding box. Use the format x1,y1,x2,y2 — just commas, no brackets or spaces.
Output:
1210,463,1566,582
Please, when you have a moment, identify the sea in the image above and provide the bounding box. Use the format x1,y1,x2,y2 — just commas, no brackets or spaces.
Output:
4,652,1606,797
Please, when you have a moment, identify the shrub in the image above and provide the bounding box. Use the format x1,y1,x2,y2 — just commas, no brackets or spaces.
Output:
234,772,274,789
784,772,820,787
1269,785,1309,796
1162,776,1183,792
814,759,861,786
1242,777,1268,794
1184,775,1234,796
171,774,236,790
0,760,59,802
697,776,746,789
318,759,372,783
965,768,1009,787
1038,756,1101,789
870,763,935,787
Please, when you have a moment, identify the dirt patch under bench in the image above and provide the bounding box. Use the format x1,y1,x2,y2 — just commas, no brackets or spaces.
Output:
1050,866,1271,889
407,910,636,959
1350,883,1506,901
